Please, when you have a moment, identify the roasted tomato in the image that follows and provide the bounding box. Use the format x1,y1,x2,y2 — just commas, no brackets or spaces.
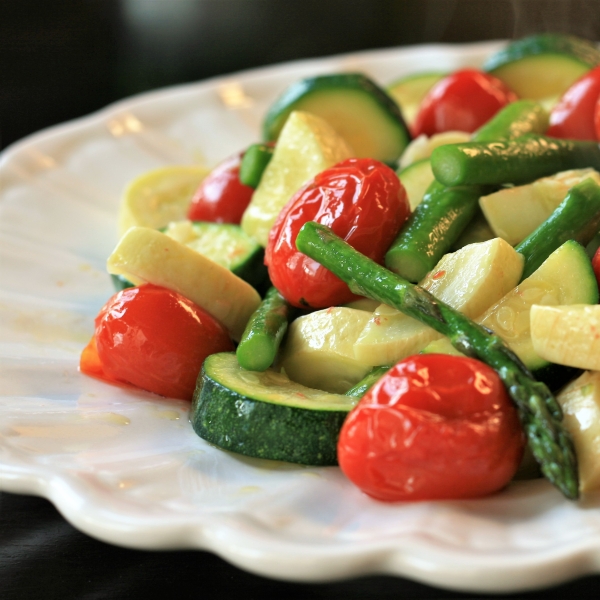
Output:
81,284,234,400
187,152,254,223
412,69,518,137
337,354,525,502
548,65,600,140
265,158,409,309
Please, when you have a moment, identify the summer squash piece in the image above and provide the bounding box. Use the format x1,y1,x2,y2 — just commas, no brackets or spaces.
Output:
386,102,549,282
236,286,295,371
296,221,579,500
431,135,600,187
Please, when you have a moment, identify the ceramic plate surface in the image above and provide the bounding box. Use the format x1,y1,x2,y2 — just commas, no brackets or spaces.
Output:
2,41,600,593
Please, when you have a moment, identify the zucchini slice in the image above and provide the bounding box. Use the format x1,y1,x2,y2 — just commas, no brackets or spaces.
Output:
386,71,446,127
423,240,598,388
191,353,357,465
484,34,600,105
106,227,261,341
263,73,411,165
163,220,267,288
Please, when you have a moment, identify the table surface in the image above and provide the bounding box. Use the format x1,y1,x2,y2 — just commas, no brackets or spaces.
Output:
3,1,600,598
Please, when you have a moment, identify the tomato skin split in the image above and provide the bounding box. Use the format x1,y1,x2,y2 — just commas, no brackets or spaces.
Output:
412,69,517,137
87,284,234,400
265,158,410,309
187,152,254,224
337,354,525,502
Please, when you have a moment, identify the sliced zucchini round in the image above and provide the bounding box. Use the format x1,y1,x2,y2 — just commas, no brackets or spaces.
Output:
483,34,600,104
386,71,446,127
191,353,357,465
163,220,267,288
263,73,411,165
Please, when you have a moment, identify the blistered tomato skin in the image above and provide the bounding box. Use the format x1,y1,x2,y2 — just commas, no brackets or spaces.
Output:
265,158,410,309
187,152,254,224
337,354,525,502
548,66,600,141
412,69,518,137
592,247,600,288
92,284,234,400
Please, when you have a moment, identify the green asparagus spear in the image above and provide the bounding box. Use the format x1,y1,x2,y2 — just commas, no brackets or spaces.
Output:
239,143,274,188
515,177,600,280
431,135,600,187
296,221,579,500
345,365,391,398
472,100,549,142
384,180,483,282
236,286,294,371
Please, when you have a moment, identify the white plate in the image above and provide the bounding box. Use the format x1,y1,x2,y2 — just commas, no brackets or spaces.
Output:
2,41,600,594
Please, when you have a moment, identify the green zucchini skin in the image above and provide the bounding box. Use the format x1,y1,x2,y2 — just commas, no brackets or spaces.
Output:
262,73,411,164
515,178,600,280
483,34,600,74
191,353,354,465
431,135,600,187
345,365,391,398
472,100,549,142
384,181,483,282
239,143,274,188
236,286,295,371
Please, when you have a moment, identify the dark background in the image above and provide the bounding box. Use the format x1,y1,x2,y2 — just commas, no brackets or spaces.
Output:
2,1,600,598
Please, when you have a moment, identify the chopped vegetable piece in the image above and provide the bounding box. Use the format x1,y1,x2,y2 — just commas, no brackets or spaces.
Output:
191,352,357,465
263,73,411,164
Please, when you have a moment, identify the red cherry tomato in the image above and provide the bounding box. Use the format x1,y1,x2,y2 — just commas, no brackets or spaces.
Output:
548,66,600,141
265,158,410,309
412,69,518,137
82,284,234,400
187,152,254,223
592,246,600,288
337,354,525,502
595,96,600,139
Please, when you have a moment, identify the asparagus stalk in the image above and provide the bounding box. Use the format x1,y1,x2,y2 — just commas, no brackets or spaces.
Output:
345,365,391,398
431,135,600,187
236,286,295,371
296,221,579,500
515,177,600,280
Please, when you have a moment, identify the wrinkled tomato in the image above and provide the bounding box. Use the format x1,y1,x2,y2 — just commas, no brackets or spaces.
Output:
265,158,410,309
548,65,600,140
337,354,525,502
81,284,233,400
412,69,518,137
187,152,254,223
